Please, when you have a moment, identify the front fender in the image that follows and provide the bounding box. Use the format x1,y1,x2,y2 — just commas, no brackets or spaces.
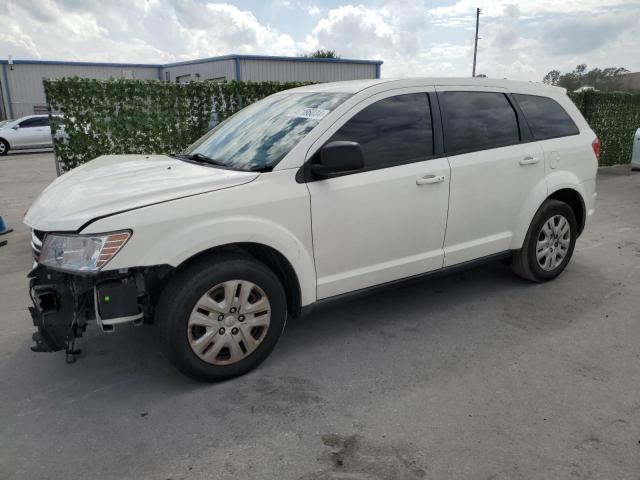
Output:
90,215,317,306
82,174,317,306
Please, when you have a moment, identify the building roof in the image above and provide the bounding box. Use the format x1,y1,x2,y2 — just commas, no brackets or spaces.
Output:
0,59,160,68
0,54,383,69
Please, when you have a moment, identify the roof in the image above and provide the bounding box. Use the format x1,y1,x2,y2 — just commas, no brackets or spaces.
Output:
285,77,567,95
0,54,382,69
0,59,160,68
162,54,382,68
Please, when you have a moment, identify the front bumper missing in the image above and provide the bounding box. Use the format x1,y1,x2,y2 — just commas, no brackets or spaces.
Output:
29,267,88,362
28,265,149,362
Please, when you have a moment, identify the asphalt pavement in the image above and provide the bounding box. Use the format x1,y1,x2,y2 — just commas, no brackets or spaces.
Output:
1,151,639,480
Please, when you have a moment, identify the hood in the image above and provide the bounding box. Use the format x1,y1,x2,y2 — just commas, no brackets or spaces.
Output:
24,154,259,232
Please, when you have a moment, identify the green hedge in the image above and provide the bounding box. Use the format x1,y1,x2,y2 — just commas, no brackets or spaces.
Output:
569,91,640,166
45,79,640,171
44,78,310,171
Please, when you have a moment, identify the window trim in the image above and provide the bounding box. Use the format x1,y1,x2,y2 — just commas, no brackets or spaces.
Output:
438,90,530,157
512,93,580,142
297,90,444,183
19,117,43,128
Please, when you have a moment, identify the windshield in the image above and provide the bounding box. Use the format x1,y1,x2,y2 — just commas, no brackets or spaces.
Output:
185,92,350,171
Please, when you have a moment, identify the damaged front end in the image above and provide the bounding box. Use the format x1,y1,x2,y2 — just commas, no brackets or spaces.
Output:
28,265,160,362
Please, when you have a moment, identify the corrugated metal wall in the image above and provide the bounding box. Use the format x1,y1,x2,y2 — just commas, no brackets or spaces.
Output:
5,64,159,118
0,57,381,120
240,60,377,82
621,72,640,91
160,60,236,83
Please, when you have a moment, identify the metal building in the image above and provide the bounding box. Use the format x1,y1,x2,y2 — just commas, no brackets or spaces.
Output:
0,54,383,119
620,72,640,91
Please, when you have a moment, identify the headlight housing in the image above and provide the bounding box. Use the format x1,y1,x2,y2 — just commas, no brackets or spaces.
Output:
39,231,131,273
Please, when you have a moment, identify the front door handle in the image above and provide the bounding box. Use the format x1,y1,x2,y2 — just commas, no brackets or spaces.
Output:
416,174,445,185
519,156,540,166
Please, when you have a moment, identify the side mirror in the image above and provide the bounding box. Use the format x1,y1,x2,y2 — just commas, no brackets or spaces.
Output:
12,125,19,130
311,141,365,179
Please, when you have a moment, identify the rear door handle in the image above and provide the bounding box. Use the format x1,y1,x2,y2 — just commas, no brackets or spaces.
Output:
416,174,445,185
519,156,540,166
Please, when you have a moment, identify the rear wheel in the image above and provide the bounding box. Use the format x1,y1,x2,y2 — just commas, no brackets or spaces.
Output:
157,254,287,381
0,139,9,156
512,199,577,282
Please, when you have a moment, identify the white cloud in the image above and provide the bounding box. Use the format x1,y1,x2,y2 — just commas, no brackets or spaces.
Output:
1,0,639,81
302,3,449,76
428,0,634,20
0,0,298,63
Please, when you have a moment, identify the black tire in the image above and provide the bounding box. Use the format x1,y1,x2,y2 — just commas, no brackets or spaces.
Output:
512,199,577,282
0,139,9,156
156,253,287,382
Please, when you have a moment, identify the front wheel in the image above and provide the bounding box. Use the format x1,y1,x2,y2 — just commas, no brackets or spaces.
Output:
157,254,287,381
512,199,577,282
0,139,9,156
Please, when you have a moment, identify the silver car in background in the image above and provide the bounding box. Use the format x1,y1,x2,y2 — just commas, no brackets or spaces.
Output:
0,115,60,155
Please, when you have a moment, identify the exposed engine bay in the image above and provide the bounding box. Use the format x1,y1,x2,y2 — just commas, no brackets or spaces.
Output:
28,265,168,362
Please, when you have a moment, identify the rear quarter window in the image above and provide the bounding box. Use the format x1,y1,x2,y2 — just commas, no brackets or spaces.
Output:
513,94,579,140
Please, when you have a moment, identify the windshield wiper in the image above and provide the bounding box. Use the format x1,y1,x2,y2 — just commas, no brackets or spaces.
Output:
172,153,271,173
171,152,225,166
251,165,273,173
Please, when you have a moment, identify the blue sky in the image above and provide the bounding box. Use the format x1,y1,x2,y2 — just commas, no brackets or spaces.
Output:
1,0,639,81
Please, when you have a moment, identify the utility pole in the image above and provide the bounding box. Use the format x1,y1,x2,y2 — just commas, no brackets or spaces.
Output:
472,8,481,77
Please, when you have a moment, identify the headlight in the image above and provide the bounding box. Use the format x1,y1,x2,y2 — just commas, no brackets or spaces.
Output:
39,231,131,273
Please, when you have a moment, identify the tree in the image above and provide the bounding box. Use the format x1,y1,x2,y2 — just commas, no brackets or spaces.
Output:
305,49,339,59
542,65,629,91
542,70,560,86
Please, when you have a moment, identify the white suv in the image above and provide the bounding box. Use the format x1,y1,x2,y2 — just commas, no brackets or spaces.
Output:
0,115,57,155
24,78,598,381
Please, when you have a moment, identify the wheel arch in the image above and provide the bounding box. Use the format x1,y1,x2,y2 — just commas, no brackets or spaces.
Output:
170,242,304,318
548,187,586,236
511,178,588,250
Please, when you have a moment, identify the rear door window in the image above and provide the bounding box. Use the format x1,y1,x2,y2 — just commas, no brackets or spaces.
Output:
440,91,520,154
328,93,434,170
514,94,579,140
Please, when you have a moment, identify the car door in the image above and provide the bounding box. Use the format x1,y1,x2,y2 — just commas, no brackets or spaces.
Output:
436,86,546,266
305,89,450,299
14,117,44,148
34,116,53,146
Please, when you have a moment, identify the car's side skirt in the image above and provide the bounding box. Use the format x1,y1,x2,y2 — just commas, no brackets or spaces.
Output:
300,250,513,317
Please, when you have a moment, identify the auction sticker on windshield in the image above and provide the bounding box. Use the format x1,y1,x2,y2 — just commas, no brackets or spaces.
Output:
285,107,330,120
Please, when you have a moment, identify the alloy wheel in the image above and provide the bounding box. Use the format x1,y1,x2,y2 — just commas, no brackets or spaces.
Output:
536,214,570,271
187,280,271,365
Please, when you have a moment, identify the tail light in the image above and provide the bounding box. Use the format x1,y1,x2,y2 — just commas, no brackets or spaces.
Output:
592,137,600,163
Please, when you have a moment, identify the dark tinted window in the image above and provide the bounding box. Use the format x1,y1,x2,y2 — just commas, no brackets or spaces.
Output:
514,94,579,140
19,117,49,128
329,93,433,169
441,91,520,153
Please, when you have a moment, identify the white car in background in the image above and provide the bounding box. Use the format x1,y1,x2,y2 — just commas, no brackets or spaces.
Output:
0,114,58,155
